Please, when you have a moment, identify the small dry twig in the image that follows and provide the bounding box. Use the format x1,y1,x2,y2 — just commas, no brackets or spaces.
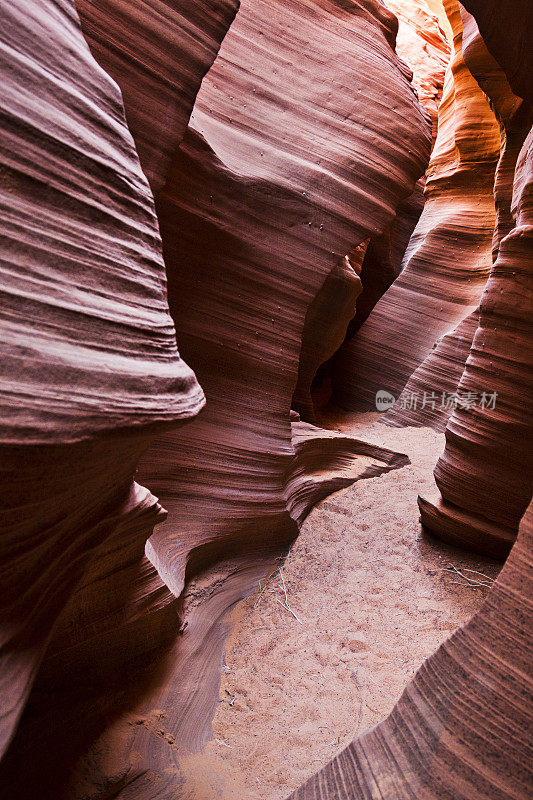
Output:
215,738,233,748
275,598,303,625
253,568,279,608
275,568,303,624
253,566,303,623
445,562,494,589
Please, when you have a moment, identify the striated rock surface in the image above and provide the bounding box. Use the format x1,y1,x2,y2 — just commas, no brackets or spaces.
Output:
104,0,430,790
289,496,533,800
418,2,533,557
385,4,525,432
1,0,431,796
460,0,533,106
0,0,203,761
4,0,530,797
307,0,449,409
332,0,501,414
0,0,235,792
386,0,450,139
76,0,240,194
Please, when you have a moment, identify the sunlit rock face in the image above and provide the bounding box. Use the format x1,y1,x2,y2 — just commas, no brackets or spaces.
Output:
383,4,524,434
297,0,450,418
332,0,502,417
419,2,533,557
386,0,450,140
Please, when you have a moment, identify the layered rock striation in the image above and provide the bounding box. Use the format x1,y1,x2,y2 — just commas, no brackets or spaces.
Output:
0,0,234,793
419,4,533,556
103,0,431,789
332,0,501,417
0,0,433,796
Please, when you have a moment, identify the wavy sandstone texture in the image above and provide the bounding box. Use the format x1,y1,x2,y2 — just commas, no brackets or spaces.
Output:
332,0,500,415
83,1,429,793
384,6,524,431
296,0,449,418
3,1,530,799
0,0,203,761
0,0,239,793
76,0,240,193
0,0,432,797
386,0,450,139
289,496,533,800
419,3,533,556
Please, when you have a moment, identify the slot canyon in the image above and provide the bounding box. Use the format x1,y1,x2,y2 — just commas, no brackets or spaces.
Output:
0,0,531,798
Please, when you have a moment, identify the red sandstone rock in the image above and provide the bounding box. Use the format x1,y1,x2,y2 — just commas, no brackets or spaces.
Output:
76,0,240,194
0,0,245,791
4,0,530,797
418,3,533,557
386,0,450,140
332,0,502,415
310,0,449,406
0,0,431,795
0,0,205,769
419,110,533,556
115,1,430,788
384,4,525,432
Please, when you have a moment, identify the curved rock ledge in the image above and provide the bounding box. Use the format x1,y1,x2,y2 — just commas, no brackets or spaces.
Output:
419,114,533,556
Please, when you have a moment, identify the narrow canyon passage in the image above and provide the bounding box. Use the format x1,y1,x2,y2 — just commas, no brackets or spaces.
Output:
1,0,531,799
178,415,500,799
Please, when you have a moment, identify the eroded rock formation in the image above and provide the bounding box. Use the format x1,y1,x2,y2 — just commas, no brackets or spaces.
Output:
288,2,533,791
0,0,233,793
385,4,525,431
75,0,430,790
76,0,240,194
419,4,533,556
332,0,501,415
1,0,432,796
2,0,531,797
297,0,449,418
0,0,206,769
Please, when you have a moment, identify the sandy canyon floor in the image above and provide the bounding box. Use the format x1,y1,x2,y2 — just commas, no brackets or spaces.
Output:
179,412,502,799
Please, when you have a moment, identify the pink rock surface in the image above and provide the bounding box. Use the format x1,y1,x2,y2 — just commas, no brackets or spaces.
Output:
1,0,431,796
332,0,502,415
77,0,239,194
0,0,231,792
419,3,533,557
